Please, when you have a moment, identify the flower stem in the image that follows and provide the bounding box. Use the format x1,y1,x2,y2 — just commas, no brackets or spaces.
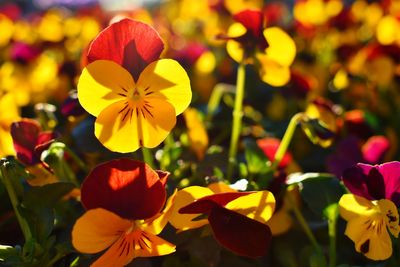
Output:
63,145,88,173
0,162,32,242
142,147,155,169
327,205,338,267
271,113,304,170
288,192,327,267
227,62,246,181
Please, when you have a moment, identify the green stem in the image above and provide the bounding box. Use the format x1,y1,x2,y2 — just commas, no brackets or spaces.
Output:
164,133,175,147
227,62,246,181
0,164,32,242
63,146,88,173
328,206,338,267
271,113,304,170
288,193,327,267
142,147,155,169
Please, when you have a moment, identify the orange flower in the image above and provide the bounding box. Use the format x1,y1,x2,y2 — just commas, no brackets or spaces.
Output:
72,159,175,266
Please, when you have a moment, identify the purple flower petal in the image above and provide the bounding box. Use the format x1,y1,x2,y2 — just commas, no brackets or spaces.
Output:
342,162,400,206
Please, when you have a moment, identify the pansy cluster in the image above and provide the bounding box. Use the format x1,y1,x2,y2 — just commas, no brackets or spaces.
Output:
1,1,400,267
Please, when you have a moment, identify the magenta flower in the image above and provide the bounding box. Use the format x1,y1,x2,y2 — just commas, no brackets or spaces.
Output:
341,161,400,206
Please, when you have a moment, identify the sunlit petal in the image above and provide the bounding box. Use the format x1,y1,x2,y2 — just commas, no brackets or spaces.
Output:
339,194,376,221
94,98,176,152
263,27,296,67
143,190,177,235
169,186,213,231
226,23,247,62
87,18,164,80
257,56,291,86
77,60,133,117
81,159,166,220
345,213,392,260
135,232,176,257
72,208,131,254
137,59,191,115
225,191,275,224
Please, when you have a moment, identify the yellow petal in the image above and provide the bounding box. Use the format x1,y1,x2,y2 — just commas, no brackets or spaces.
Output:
25,165,58,186
339,194,376,221
266,207,293,235
377,199,399,238
90,235,134,267
345,214,392,260
183,107,209,160
208,182,236,193
224,0,263,14
225,191,276,224
169,186,214,231
137,59,191,115
135,232,176,257
143,190,178,235
263,27,296,67
226,22,247,63
77,60,133,117
95,98,176,152
257,56,291,87
72,208,131,254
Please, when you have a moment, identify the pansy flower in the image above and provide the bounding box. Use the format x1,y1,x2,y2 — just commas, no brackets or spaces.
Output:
301,97,338,148
218,9,296,86
168,186,275,257
78,19,191,152
339,162,400,260
72,159,175,267
10,118,58,166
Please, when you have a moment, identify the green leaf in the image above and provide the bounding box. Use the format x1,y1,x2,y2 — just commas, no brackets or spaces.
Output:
238,162,248,178
0,157,30,198
244,141,269,175
21,183,74,243
0,245,22,265
300,176,345,218
22,182,74,210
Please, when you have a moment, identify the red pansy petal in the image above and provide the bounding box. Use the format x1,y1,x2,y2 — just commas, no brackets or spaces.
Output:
81,158,166,220
34,131,58,160
11,119,41,165
256,137,293,168
208,206,271,258
233,10,265,39
155,170,170,186
179,192,252,214
87,18,164,81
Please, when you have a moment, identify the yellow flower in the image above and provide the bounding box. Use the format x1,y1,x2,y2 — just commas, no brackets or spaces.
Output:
183,107,209,160
339,194,399,260
77,19,191,152
222,10,296,86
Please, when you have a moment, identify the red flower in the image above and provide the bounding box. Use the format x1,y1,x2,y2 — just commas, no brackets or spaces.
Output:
86,18,164,81
81,158,168,220
11,118,57,166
